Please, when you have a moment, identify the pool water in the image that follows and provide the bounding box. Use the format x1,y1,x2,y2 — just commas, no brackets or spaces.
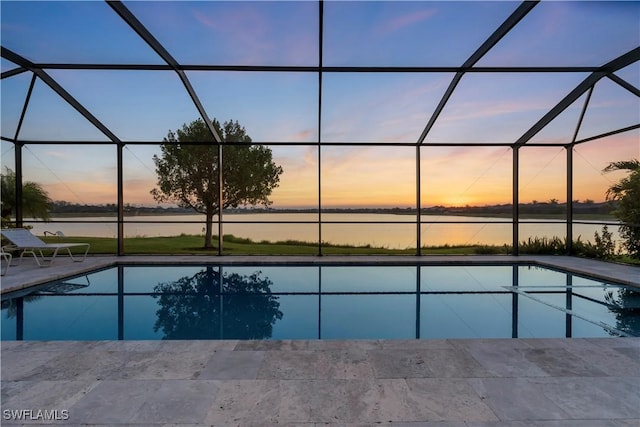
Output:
2,264,639,340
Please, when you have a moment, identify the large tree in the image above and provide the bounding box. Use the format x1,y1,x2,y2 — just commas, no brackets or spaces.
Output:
1,167,52,226
151,118,283,248
603,159,640,258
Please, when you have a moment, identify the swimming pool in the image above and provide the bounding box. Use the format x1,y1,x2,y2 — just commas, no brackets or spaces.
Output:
2,264,639,340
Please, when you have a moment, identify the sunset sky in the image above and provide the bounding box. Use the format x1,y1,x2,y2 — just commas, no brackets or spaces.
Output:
1,1,638,208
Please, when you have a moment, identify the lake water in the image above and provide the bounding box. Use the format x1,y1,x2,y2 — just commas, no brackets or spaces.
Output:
24,213,621,249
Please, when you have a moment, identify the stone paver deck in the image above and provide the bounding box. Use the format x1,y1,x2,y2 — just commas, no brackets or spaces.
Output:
2,255,639,295
1,256,639,425
2,338,639,426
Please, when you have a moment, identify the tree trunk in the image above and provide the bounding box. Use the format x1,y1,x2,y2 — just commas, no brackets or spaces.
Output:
204,211,214,249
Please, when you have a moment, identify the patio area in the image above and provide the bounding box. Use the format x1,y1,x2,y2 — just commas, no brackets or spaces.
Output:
1,336,639,425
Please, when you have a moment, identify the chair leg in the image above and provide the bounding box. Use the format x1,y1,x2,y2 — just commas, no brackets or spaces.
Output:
19,249,52,267
67,244,90,262
0,253,11,276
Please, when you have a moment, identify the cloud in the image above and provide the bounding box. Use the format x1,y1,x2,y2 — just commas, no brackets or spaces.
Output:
440,99,547,123
194,2,318,65
421,146,512,204
44,181,116,204
42,150,69,159
192,6,272,61
289,129,315,142
376,9,437,35
322,74,450,142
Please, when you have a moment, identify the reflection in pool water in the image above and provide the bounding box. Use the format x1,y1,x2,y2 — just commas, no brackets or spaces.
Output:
152,266,282,340
2,264,639,340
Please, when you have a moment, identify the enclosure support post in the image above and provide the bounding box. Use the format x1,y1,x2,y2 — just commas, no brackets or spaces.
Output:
317,0,324,257
14,144,23,228
317,266,322,339
566,146,574,254
12,74,36,229
318,146,323,256
566,86,592,255
416,145,422,255
118,265,124,340
117,144,124,255
218,143,223,256
13,297,24,341
565,273,573,338
512,264,519,338
416,265,421,338
512,146,519,255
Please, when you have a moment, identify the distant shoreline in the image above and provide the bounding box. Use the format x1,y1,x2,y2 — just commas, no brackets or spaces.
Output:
47,201,616,221
43,211,616,222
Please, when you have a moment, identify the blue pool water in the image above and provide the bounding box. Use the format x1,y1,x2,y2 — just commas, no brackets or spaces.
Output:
2,264,639,340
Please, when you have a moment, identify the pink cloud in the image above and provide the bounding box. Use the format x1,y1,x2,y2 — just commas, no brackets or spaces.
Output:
376,9,437,35
192,7,272,63
289,129,315,142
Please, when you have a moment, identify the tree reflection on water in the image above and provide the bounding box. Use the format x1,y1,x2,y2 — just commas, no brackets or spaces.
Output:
153,267,283,340
604,287,640,337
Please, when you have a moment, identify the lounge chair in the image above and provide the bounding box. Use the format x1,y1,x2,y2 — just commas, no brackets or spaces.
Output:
1,248,11,276
0,228,90,267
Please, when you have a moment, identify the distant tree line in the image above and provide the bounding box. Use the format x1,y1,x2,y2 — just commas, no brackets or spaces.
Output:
426,200,613,216
49,201,193,215
45,200,614,216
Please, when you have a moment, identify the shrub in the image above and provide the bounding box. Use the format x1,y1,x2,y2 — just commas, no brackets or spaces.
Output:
519,236,566,255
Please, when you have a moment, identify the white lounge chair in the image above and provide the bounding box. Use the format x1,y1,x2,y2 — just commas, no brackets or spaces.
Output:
1,248,11,275
0,228,90,267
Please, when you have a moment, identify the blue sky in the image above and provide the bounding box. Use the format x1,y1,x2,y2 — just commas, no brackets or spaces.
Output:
1,1,638,207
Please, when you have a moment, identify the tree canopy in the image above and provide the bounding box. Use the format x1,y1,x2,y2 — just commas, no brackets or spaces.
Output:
1,167,52,226
151,119,283,248
603,159,640,258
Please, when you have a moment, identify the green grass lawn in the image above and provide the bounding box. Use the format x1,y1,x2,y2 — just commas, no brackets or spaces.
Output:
38,234,639,264
41,234,504,256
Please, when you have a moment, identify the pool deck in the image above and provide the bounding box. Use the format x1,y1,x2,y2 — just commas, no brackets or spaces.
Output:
2,254,639,295
1,256,639,425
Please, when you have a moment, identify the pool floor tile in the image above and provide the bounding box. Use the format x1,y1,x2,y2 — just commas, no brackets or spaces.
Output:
468,376,640,421
7,350,130,382
199,350,265,380
379,339,452,350
368,347,493,379
156,340,239,353
531,377,640,420
468,378,570,421
522,347,609,377
465,421,633,427
0,350,66,381
121,350,211,380
68,379,220,425
65,380,155,424
1,380,99,412
562,342,640,377
460,342,551,378
416,347,493,378
257,349,374,380
276,379,415,423
306,339,382,351
404,378,499,422
367,349,436,378
233,339,310,351
205,379,282,425
131,380,221,424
